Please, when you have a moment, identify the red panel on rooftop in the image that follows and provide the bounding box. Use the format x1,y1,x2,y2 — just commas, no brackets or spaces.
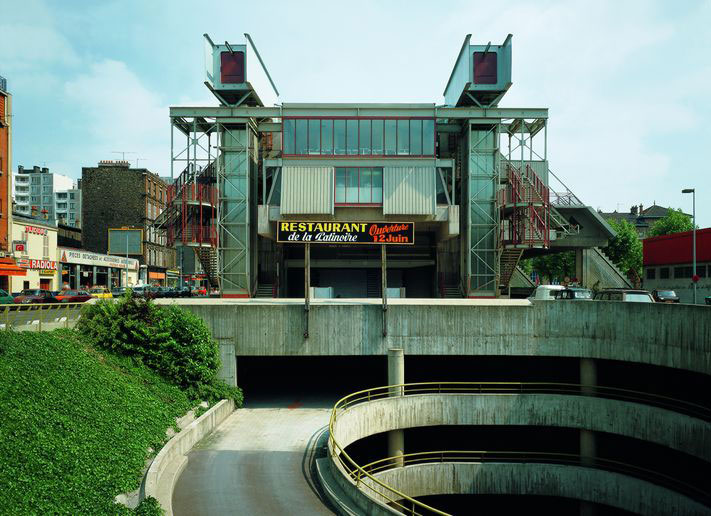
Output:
473,52,497,84
220,51,245,84
643,228,711,266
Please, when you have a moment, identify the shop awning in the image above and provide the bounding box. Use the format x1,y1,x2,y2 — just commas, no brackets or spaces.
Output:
0,261,27,276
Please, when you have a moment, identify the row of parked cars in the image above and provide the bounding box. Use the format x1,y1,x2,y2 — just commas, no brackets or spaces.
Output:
0,285,210,304
529,285,681,303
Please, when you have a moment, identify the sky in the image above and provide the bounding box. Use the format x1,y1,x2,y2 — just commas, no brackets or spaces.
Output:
1,0,709,226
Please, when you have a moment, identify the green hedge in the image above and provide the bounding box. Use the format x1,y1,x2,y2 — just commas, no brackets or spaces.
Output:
0,330,193,514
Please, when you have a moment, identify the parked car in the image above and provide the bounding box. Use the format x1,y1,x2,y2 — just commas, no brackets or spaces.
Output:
111,286,127,297
192,286,208,297
553,287,593,301
55,290,93,303
158,286,175,298
0,289,15,304
528,285,565,301
651,289,680,303
88,287,113,299
176,286,192,298
14,289,60,304
129,285,153,299
593,289,654,303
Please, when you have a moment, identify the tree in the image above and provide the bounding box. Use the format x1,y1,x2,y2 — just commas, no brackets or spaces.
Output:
648,208,693,237
529,251,576,283
604,218,642,276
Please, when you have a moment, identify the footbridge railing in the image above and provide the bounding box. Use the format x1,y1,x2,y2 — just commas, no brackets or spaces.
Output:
0,302,85,331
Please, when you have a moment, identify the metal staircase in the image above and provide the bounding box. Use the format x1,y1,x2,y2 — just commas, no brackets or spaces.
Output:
255,284,274,298
195,247,219,288
441,285,462,298
499,249,525,289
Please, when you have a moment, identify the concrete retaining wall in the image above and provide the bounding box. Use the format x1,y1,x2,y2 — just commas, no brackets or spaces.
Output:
144,399,235,515
167,300,711,375
331,394,711,461
369,462,710,516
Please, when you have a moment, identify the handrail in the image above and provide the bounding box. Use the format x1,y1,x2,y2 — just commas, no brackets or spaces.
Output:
328,382,711,515
0,302,86,330
357,450,711,507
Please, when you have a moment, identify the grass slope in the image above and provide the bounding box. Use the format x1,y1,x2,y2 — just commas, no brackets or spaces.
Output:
0,329,194,515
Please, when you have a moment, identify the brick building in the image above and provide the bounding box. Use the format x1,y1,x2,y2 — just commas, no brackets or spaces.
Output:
81,161,175,284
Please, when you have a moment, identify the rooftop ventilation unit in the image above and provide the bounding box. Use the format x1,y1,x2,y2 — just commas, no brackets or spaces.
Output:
443,34,512,108
203,33,279,107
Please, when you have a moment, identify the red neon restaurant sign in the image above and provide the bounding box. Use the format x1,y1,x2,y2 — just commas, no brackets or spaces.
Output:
17,259,58,270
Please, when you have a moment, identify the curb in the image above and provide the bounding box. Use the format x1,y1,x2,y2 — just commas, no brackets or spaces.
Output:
144,399,235,514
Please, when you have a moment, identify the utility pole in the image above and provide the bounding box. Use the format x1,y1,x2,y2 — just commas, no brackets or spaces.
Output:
682,188,696,304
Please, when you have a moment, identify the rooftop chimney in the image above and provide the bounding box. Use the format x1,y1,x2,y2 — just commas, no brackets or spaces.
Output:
639,204,644,214
630,206,638,215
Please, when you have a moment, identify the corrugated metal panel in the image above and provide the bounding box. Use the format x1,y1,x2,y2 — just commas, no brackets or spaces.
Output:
383,166,436,215
280,166,334,215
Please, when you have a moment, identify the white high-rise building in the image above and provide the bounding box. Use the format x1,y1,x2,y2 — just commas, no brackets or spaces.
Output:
14,166,74,224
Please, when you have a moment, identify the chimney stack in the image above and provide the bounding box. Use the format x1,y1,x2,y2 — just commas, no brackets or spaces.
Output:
630,206,638,215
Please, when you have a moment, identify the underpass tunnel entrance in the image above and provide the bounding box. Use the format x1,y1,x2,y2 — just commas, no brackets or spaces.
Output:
237,356,386,407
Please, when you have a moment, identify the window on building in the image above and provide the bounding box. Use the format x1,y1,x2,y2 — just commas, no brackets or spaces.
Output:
646,268,656,280
359,119,371,155
397,119,409,155
372,119,384,154
674,266,693,279
220,51,245,84
334,168,383,205
31,177,40,184
283,119,295,154
295,119,307,155
385,120,397,156
43,235,49,259
69,193,75,200
43,196,51,203
42,186,51,193
69,213,75,220
473,51,498,84
660,267,669,279
308,119,320,155
346,120,358,155
410,119,423,155
334,120,346,155
31,196,39,203
321,119,333,155
423,120,435,155
70,203,75,209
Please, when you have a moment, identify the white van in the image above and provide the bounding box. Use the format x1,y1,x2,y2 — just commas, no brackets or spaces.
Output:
528,285,565,301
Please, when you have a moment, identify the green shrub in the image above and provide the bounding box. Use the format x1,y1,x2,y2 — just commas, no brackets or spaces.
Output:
134,496,163,515
77,294,240,405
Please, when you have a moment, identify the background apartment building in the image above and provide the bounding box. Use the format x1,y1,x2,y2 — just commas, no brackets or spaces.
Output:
14,166,75,225
81,160,175,284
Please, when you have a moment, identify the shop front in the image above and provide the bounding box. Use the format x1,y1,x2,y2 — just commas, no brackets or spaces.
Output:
10,218,59,294
58,247,139,290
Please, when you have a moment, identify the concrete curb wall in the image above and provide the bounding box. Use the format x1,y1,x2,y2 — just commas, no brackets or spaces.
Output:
331,394,711,461
370,462,710,516
144,399,235,515
173,301,711,375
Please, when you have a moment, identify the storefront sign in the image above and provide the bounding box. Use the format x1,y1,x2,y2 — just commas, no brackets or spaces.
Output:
277,221,414,245
25,226,48,236
17,259,58,270
58,247,139,270
13,241,26,253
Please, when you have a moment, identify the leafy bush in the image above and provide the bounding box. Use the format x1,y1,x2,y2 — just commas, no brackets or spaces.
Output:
77,294,241,404
0,330,192,514
134,496,163,516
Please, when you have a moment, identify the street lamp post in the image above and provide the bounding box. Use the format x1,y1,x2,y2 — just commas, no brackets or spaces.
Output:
682,188,696,304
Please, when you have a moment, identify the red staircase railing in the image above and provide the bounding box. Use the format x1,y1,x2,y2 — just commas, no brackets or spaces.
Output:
500,164,550,248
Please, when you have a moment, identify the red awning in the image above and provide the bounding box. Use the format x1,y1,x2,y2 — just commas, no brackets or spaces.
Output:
0,263,27,276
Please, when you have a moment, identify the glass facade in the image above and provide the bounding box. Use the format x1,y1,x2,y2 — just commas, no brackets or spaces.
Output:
334,167,383,205
283,118,435,157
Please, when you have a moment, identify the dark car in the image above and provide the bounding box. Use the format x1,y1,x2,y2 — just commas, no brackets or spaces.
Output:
159,286,175,298
593,289,654,303
14,289,60,304
55,290,93,303
177,286,192,298
112,286,127,297
553,287,593,300
651,290,680,303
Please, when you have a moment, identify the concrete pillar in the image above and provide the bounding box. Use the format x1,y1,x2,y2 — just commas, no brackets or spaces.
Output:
388,348,404,467
575,248,584,286
92,266,97,286
218,340,237,387
107,268,112,288
580,358,597,473
74,264,80,289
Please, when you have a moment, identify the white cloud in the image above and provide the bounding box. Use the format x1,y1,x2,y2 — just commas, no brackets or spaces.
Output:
64,59,169,173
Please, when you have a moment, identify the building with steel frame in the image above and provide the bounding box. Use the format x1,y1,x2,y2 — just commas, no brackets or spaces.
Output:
162,34,614,298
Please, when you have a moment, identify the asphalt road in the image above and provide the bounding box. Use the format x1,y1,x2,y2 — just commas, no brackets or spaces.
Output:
172,406,335,516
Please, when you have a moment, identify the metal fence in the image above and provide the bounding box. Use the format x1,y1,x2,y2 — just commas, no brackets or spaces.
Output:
0,303,85,331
